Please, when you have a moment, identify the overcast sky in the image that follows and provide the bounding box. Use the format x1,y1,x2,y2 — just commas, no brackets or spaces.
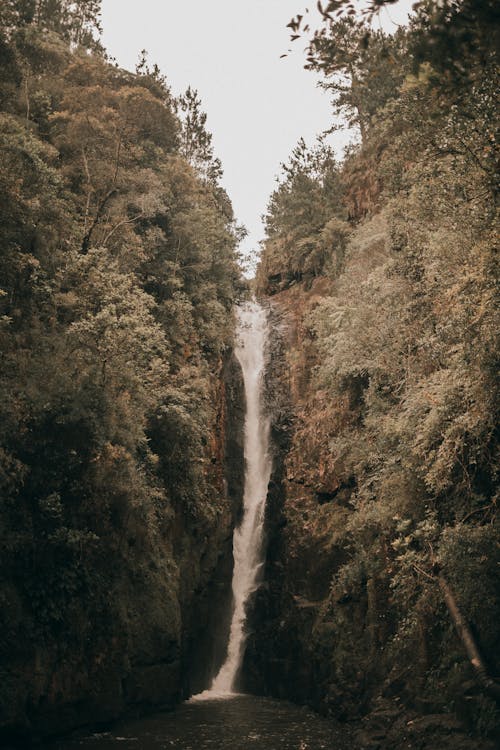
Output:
100,1,413,265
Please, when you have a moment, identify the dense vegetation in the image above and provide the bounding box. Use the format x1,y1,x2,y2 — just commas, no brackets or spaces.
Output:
0,0,243,737
0,0,498,745
257,0,499,738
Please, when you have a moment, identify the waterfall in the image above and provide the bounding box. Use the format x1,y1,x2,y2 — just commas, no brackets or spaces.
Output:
194,299,272,699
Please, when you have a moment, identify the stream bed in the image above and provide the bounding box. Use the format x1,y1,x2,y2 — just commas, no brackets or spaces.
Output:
47,695,352,750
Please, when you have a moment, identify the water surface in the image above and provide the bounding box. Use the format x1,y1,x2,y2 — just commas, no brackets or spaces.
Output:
49,695,351,750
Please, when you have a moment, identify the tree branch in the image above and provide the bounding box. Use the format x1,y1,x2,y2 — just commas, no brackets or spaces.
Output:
80,188,118,254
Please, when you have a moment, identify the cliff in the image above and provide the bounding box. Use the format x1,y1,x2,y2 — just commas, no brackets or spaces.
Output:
249,18,499,742
0,17,245,742
246,210,499,749
1,351,244,744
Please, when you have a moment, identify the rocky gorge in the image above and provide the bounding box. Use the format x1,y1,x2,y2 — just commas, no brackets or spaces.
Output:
1,1,499,748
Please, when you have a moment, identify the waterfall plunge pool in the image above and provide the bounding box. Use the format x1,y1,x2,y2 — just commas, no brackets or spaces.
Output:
47,694,352,749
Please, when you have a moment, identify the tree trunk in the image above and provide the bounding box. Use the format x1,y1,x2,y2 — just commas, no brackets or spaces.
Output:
438,574,500,702
367,577,378,658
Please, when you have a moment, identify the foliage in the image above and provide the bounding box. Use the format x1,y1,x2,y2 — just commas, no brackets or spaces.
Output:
176,85,223,184
0,0,103,50
257,138,348,289
258,0,499,730
0,2,243,727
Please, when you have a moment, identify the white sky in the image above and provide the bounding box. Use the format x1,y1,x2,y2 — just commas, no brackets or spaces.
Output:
100,1,414,266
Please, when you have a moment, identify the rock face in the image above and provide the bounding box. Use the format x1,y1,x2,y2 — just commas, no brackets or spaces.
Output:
0,352,244,745
242,285,498,750
243,286,344,706
182,352,246,696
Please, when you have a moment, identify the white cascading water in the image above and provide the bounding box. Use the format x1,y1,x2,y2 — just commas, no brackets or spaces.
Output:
193,299,272,699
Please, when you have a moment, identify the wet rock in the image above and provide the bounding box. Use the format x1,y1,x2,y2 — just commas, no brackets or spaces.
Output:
124,662,181,707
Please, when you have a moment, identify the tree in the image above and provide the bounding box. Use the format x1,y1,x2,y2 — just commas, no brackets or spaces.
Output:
304,18,409,141
176,86,223,183
0,0,102,49
258,138,347,289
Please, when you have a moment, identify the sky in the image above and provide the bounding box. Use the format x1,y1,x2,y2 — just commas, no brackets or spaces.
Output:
100,1,414,266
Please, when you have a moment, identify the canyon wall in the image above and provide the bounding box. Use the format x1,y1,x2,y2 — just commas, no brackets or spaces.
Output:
1,352,244,744
244,226,499,749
